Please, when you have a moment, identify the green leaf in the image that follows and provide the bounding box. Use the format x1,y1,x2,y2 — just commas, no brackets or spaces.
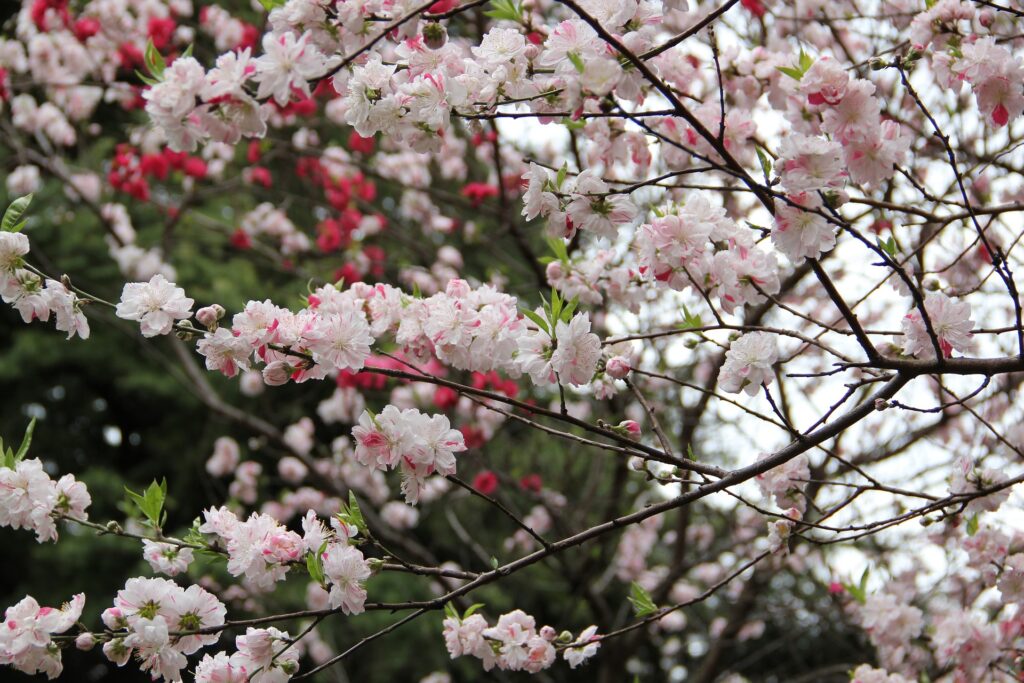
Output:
2,195,32,232
678,305,702,330
775,65,804,81
842,567,870,605
966,514,979,536
755,145,772,181
560,296,578,323
877,236,897,258
563,117,586,131
180,43,194,59
13,418,36,463
546,236,570,264
463,603,485,618
126,479,167,527
567,51,586,74
306,551,324,585
556,163,568,190
483,0,521,22
686,444,696,461
777,49,815,82
521,308,549,336
144,39,165,79
135,70,160,86
628,581,658,617
257,0,285,11
799,48,814,73
347,491,367,535
443,602,459,621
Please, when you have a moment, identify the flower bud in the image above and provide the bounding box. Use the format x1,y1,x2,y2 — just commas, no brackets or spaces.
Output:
618,420,641,440
196,304,225,329
75,633,96,651
979,9,995,27
422,22,447,50
539,626,557,641
605,356,630,379
545,260,565,281
445,278,471,298
262,361,293,386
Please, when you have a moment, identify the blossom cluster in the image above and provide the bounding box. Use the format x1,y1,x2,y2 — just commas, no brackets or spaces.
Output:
0,231,89,339
0,457,90,543
102,577,226,682
635,194,781,314
0,593,84,679
352,406,466,504
442,608,599,673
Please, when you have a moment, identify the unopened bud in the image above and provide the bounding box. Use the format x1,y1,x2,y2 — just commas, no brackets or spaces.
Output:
196,304,225,329
605,356,630,379
618,420,641,440
75,633,96,651
874,399,889,411
422,22,447,50
262,361,293,386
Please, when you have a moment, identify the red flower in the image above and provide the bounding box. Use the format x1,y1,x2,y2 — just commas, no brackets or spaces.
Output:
472,470,499,495
519,474,542,492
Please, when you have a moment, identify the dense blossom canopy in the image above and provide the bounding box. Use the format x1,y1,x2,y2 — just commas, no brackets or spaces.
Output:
2,0,1024,681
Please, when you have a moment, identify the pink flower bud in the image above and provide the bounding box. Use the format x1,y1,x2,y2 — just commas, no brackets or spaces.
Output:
979,9,994,27
619,420,641,440
75,632,96,650
262,361,293,386
196,304,225,328
445,278,471,298
546,260,564,281
540,625,557,641
605,356,630,379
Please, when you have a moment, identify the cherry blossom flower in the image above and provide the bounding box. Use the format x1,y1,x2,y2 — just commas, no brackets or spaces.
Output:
900,292,973,359
321,543,371,615
115,274,194,338
719,332,778,396
551,312,601,387
254,32,327,106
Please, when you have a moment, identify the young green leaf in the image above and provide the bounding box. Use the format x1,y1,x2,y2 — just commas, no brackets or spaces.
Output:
556,163,568,190
628,581,658,617
966,514,979,536
755,145,773,181
126,479,167,526
444,601,460,621
144,39,166,79
483,0,522,22
13,417,36,463
567,51,586,74
560,296,578,323
776,65,804,81
347,491,367,535
546,236,570,264
521,308,550,336
463,603,485,619
2,195,32,232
